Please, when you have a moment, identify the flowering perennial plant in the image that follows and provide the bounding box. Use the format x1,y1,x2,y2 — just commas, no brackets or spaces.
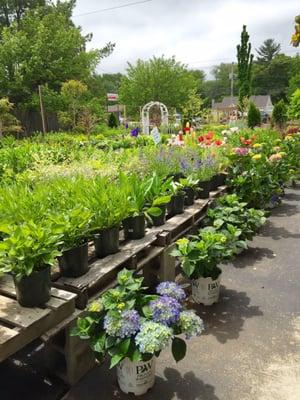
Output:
135,321,173,354
150,295,182,326
179,311,205,339
156,281,186,302
72,269,204,368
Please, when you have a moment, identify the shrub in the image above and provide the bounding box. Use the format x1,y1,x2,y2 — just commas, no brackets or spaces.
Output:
288,89,300,121
247,102,261,128
108,112,119,128
272,100,287,128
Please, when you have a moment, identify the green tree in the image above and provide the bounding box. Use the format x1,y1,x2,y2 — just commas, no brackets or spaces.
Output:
108,112,118,128
58,80,88,130
182,90,204,121
119,56,197,117
272,100,287,128
0,0,46,29
288,89,300,120
256,39,281,64
247,101,261,128
0,97,21,137
188,69,205,95
237,25,254,112
0,2,114,110
252,54,293,102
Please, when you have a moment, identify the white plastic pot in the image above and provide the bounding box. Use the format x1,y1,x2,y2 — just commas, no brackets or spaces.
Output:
117,356,156,395
192,273,222,305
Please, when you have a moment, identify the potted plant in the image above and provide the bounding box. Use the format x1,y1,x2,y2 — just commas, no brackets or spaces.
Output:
206,194,267,243
167,181,186,215
145,173,172,227
85,180,129,258
53,207,92,277
0,220,62,307
178,175,199,206
120,173,165,239
195,162,215,199
72,269,204,395
171,227,234,305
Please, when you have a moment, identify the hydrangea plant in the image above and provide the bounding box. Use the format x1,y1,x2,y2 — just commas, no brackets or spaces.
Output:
72,269,204,368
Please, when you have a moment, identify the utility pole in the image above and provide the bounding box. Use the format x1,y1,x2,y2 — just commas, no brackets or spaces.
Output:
38,85,47,136
230,62,234,104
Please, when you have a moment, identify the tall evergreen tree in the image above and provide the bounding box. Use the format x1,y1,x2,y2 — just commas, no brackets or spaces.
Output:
237,25,254,112
256,39,281,63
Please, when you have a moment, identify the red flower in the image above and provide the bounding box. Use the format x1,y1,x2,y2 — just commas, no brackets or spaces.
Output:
198,136,204,143
205,139,212,146
214,139,223,146
244,139,252,146
205,131,214,140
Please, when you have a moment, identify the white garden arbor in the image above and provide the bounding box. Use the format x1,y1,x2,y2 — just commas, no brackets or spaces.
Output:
141,101,169,134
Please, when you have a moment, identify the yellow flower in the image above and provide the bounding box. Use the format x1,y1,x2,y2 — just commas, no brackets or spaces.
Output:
252,154,262,161
88,301,103,313
285,135,293,140
252,143,262,148
117,302,126,310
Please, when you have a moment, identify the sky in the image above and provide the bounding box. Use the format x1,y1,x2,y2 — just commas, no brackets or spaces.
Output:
73,0,300,78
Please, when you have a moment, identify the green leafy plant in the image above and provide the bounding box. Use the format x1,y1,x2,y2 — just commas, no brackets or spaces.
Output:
0,220,63,279
50,206,92,251
206,194,267,241
171,227,233,280
72,269,204,368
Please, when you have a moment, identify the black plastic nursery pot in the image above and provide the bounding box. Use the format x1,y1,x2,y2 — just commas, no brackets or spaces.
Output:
184,187,195,206
198,180,211,199
151,204,167,227
14,267,51,307
168,193,185,215
217,173,227,187
59,242,89,278
94,227,120,258
210,175,220,191
123,214,146,240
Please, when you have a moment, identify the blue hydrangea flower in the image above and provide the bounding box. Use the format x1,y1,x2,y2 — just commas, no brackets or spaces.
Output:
104,310,140,338
179,311,204,339
135,321,173,354
150,295,182,326
156,282,186,302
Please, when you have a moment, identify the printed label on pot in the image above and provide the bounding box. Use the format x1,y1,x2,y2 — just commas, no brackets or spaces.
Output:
192,274,222,306
117,357,155,395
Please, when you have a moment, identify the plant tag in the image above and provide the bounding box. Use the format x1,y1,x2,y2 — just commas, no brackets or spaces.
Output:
151,127,161,145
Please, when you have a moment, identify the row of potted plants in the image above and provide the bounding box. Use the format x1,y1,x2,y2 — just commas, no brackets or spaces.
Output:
171,194,267,305
0,168,225,307
71,194,268,394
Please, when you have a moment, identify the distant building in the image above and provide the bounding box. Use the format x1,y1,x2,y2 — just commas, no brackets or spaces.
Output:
212,95,273,118
107,104,125,120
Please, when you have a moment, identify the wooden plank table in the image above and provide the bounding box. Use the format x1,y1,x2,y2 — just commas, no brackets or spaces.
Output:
0,275,77,363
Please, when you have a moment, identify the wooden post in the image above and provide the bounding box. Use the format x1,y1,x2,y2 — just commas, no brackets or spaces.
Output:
38,85,47,136
158,244,176,282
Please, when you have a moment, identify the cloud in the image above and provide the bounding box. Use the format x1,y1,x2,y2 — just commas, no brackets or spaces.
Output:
73,0,300,77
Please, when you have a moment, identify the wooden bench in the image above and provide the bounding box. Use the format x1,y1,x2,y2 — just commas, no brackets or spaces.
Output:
0,275,77,363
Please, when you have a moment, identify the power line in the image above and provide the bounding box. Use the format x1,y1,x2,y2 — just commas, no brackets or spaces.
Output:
73,0,153,18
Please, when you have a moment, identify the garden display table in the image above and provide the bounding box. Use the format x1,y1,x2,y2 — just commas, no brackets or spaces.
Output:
0,275,77,363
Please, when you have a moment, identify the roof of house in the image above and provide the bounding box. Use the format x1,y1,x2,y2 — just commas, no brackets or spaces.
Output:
212,95,272,110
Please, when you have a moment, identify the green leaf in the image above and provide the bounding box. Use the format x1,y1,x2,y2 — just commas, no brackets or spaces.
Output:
171,337,187,363
110,354,124,369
